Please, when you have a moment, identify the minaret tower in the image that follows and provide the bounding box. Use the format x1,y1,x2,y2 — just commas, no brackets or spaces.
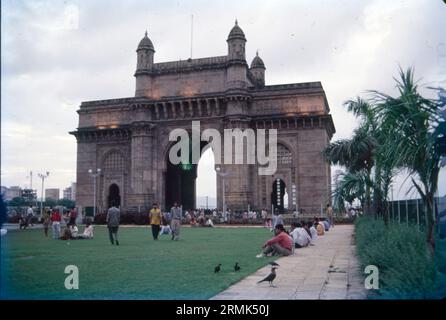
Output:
135,31,155,97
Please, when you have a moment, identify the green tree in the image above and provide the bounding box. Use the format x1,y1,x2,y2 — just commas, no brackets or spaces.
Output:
57,199,76,208
8,197,27,207
372,67,445,249
44,199,57,208
324,98,378,215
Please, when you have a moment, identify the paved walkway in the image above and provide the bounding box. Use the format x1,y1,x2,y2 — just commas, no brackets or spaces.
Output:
212,224,367,300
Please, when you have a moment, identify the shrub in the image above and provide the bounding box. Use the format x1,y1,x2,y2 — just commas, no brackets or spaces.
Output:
8,215,21,224
355,216,438,299
93,213,107,225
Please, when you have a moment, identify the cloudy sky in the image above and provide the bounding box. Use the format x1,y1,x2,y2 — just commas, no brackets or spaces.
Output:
1,0,446,201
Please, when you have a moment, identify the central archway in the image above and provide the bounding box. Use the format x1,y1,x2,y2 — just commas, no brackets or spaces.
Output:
271,179,286,214
196,147,216,209
164,141,214,211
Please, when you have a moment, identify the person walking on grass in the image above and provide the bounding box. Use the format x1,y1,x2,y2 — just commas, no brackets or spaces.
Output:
149,203,162,240
26,205,35,227
107,202,120,246
42,209,50,237
170,202,182,241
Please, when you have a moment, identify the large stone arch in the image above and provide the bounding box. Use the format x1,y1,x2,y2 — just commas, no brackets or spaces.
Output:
263,141,296,213
162,135,216,211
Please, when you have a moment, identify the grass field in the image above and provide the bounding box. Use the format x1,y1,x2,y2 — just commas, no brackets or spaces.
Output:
0,226,276,300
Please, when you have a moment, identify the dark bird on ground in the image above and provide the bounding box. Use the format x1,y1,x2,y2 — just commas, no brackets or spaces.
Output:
214,264,222,273
257,267,277,287
269,262,280,267
234,262,240,272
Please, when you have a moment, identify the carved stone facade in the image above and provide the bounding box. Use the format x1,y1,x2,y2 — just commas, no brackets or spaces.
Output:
71,21,335,214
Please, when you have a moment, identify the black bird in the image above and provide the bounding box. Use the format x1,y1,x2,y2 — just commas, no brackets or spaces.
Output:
214,264,222,273
269,262,280,267
234,262,240,272
257,267,277,287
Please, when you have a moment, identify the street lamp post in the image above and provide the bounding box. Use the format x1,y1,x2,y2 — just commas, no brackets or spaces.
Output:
215,167,229,223
37,172,50,218
292,183,298,218
88,168,101,217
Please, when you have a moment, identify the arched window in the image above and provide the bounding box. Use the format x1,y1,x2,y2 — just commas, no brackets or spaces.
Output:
103,152,125,173
277,144,292,165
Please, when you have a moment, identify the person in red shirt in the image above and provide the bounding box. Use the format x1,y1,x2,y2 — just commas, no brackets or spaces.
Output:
257,224,292,258
50,209,62,240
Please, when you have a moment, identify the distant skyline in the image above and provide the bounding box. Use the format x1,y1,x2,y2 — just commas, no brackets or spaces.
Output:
1,0,445,201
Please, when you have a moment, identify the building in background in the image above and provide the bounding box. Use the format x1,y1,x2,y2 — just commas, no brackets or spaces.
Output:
45,188,60,201
63,183,77,201
71,182,76,201
63,186,72,200
0,186,8,198
1,186,22,201
21,189,37,202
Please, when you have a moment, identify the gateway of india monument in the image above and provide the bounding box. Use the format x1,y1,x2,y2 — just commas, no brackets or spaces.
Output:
71,21,335,215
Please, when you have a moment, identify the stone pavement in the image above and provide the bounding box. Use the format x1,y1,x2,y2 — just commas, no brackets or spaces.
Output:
211,224,367,300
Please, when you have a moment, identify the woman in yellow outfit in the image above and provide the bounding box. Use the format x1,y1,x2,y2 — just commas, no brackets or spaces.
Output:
149,203,162,240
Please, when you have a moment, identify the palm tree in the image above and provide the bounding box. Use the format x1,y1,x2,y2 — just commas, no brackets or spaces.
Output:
324,98,377,215
332,170,370,212
372,67,444,249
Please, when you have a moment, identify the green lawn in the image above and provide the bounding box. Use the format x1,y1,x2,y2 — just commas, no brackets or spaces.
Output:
1,226,276,300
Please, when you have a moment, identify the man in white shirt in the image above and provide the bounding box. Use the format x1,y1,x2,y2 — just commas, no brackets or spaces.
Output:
289,222,312,248
69,224,79,238
26,206,35,227
77,222,94,239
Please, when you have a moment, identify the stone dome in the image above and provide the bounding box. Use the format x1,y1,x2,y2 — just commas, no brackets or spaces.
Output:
137,31,155,51
227,20,246,41
251,51,265,69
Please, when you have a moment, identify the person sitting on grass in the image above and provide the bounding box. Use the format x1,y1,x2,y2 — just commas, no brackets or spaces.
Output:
59,225,72,240
198,215,206,227
159,223,172,236
69,223,79,238
75,222,94,239
190,216,198,227
265,218,273,231
256,224,293,258
205,217,215,227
